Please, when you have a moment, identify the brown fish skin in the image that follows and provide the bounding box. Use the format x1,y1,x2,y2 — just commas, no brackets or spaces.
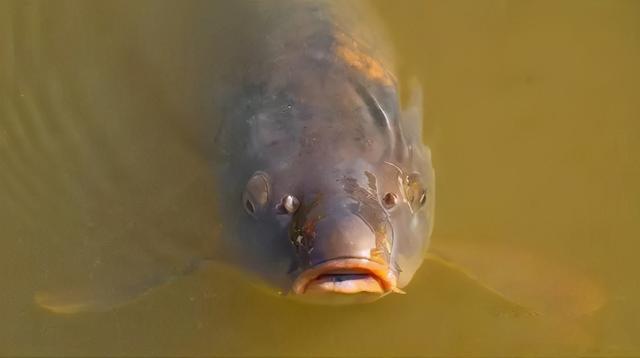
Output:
12,1,432,314
211,1,434,303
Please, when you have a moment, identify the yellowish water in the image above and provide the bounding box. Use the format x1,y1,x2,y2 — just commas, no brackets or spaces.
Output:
1,0,639,356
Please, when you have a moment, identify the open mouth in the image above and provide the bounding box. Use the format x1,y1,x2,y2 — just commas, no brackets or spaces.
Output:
292,258,399,295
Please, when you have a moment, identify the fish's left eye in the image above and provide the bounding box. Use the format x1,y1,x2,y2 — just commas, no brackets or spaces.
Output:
405,173,428,212
419,191,427,207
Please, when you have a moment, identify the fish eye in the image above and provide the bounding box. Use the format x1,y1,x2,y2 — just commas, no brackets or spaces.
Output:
405,173,428,212
419,190,427,207
382,192,398,209
242,171,270,217
245,199,256,215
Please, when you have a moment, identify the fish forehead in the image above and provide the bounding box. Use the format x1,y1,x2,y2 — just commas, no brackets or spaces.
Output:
248,1,396,82
264,151,398,197
216,2,404,172
217,1,413,214
243,70,400,174
233,4,399,165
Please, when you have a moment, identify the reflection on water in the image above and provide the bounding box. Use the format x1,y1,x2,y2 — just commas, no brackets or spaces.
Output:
1,0,639,356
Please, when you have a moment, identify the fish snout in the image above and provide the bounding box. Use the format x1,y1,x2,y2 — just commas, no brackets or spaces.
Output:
291,209,399,299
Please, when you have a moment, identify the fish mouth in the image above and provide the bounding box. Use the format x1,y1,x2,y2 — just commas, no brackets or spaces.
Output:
292,258,398,295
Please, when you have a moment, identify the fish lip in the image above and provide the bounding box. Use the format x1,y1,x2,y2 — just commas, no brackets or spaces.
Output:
292,258,397,295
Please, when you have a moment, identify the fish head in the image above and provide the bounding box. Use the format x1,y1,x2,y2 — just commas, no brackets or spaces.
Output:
234,147,434,304
216,58,434,303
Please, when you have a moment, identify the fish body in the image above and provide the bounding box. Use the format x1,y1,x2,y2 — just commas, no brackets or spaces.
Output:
211,1,434,303
22,1,603,316
28,0,435,312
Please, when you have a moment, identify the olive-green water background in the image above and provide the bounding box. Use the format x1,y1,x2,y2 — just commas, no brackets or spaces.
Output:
1,0,639,356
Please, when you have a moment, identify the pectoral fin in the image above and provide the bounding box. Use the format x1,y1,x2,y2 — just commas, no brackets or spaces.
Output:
35,259,208,314
423,252,533,316
427,239,606,318
36,280,166,314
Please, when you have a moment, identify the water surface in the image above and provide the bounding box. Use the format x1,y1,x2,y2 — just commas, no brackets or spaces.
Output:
1,0,639,356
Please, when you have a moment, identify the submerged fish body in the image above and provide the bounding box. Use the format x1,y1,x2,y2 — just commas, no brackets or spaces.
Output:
22,1,607,315
29,1,434,312
12,0,606,317
211,1,435,303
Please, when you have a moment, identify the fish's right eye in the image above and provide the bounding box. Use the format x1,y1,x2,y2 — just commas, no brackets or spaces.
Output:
242,171,270,217
245,199,256,215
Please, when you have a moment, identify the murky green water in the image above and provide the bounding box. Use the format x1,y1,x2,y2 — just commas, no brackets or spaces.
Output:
1,0,639,356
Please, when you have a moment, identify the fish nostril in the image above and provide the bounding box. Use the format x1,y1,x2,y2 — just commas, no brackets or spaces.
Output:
382,192,397,209
283,195,300,213
278,194,300,214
